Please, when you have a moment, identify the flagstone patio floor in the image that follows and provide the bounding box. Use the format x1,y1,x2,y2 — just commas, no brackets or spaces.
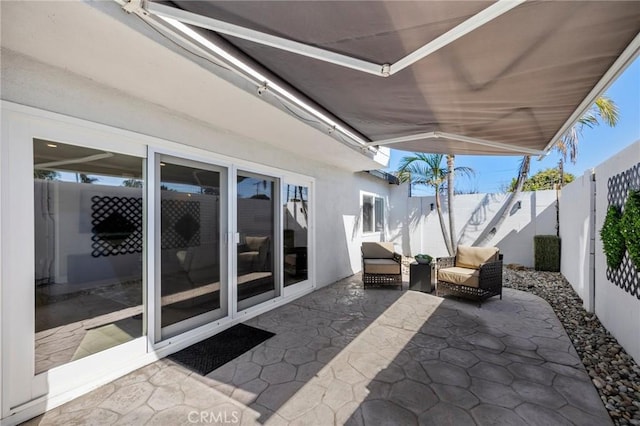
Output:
24,273,611,425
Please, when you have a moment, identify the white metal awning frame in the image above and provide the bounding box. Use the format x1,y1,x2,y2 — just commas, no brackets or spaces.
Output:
122,0,380,156
144,0,525,78
122,0,639,158
366,131,546,156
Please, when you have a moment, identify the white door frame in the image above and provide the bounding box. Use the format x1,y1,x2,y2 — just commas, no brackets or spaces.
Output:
0,104,148,416
0,102,317,422
148,148,233,343
282,177,315,298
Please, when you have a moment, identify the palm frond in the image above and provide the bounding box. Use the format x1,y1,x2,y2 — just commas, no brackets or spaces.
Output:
557,95,619,164
452,166,475,179
397,153,446,187
594,96,619,127
577,112,599,129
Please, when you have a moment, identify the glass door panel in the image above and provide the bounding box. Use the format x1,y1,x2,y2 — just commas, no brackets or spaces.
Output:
33,139,144,374
283,184,309,287
236,172,279,311
159,157,227,338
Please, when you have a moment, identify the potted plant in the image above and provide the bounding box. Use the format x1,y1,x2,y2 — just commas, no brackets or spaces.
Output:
414,254,433,264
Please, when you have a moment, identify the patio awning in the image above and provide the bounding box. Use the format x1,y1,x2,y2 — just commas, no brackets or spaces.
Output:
136,0,640,156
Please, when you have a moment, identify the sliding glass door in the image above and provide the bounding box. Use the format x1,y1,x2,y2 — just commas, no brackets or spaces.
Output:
236,171,280,311
157,156,228,339
33,139,144,373
3,106,317,416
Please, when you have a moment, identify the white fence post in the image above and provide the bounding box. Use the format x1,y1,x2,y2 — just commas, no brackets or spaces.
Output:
588,171,596,313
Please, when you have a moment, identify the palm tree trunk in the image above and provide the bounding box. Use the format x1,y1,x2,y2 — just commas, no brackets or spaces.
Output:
446,155,457,253
435,186,454,255
476,155,531,246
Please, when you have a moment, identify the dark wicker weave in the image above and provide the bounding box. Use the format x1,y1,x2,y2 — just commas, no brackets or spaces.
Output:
362,251,403,289
436,254,503,306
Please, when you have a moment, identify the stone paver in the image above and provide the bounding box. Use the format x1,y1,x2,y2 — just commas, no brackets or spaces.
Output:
25,274,612,425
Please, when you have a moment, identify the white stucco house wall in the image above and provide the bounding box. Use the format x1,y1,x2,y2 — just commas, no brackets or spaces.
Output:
0,2,394,423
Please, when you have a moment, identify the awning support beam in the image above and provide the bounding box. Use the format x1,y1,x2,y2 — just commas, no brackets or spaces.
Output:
538,31,640,159
145,1,384,76
367,131,546,155
144,0,524,77
122,0,376,154
391,0,525,75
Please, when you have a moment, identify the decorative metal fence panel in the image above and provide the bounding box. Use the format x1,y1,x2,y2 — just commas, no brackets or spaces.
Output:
606,163,640,299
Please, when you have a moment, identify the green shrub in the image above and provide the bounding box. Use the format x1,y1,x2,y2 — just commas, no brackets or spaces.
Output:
600,205,625,269
534,235,561,272
621,190,640,268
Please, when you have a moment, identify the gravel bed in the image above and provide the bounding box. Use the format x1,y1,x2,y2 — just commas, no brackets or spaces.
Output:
504,267,640,425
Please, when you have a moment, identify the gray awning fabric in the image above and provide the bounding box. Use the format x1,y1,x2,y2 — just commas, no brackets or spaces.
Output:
157,1,640,156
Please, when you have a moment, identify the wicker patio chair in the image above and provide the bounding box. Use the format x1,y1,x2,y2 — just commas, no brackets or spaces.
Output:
361,242,402,289
436,245,503,306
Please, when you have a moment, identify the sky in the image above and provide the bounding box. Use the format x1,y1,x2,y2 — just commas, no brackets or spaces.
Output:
385,57,640,196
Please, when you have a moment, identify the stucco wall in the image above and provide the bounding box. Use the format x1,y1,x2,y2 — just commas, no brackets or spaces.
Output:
1,50,390,290
315,172,393,283
1,37,395,421
559,171,595,310
388,187,558,267
593,141,640,364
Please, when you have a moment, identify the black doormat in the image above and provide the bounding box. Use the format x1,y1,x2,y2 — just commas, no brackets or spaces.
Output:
168,324,275,376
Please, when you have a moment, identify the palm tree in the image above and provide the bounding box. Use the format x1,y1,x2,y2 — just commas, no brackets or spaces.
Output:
77,173,97,184
478,96,619,245
34,170,58,180
446,154,475,253
556,96,619,164
397,153,473,255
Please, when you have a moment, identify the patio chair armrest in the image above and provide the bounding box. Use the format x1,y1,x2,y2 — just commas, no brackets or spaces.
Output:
478,254,504,271
437,256,456,269
479,259,503,273
478,258,503,290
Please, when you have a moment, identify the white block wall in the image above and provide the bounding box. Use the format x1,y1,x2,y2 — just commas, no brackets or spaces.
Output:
388,188,558,267
593,141,640,364
559,171,595,311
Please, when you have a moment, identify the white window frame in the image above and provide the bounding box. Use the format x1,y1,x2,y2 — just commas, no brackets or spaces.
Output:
361,191,385,235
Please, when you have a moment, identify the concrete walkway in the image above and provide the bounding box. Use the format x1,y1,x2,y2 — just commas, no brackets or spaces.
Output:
25,274,611,425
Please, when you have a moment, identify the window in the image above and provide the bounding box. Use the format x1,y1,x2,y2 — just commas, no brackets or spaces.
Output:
375,196,384,232
362,194,384,233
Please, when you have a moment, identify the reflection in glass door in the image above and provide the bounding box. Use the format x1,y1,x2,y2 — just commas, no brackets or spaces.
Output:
236,172,279,311
33,139,144,374
283,184,309,287
159,157,227,339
